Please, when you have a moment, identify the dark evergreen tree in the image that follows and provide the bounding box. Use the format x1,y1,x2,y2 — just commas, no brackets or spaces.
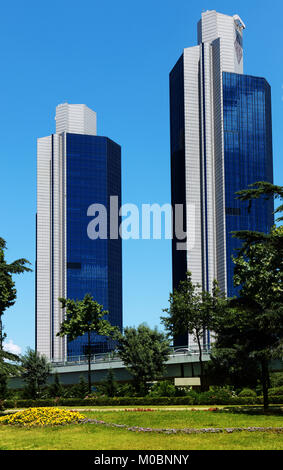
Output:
212,183,283,410
0,238,31,350
97,368,118,397
21,348,51,399
48,372,63,397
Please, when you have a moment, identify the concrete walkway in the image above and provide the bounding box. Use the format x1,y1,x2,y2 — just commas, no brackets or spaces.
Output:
3,406,226,413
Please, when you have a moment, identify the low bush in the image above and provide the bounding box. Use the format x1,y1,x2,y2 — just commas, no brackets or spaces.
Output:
268,386,283,397
193,387,234,405
3,395,283,408
148,381,179,398
270,372,283,388
238,388,257,398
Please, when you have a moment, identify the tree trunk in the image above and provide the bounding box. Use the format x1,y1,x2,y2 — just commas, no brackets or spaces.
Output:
261,358,269,411
87,331,92,395
0,316,2,351
196,333,204,391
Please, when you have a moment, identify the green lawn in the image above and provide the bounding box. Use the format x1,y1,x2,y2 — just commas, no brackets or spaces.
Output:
82,408,283,429
0,407,282,450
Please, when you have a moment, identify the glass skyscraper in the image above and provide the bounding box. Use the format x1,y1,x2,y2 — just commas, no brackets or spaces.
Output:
222,73,274,297
36,104,122,361
170,11,274,345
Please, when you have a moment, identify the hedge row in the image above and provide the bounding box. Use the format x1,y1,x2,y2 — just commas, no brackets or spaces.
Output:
3,395,283,408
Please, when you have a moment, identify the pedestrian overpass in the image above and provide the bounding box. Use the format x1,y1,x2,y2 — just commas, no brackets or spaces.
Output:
50,346,211,387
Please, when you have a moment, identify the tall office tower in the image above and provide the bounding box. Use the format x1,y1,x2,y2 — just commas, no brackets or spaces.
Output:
170,11,274,345
36,103,122,361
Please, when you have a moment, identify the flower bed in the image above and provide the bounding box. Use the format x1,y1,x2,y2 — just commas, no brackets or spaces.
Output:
0,407,85,427
124,408,155,412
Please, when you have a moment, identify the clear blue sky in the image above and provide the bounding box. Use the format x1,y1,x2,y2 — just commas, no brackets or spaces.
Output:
1,0,282,355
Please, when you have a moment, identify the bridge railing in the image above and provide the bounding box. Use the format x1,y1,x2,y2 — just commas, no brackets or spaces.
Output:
51,345,211,367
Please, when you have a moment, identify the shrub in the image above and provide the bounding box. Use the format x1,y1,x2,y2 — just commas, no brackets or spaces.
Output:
70,376,89,399
17,399,57,408
191,386,234,405
270,372,283,388
115,383,136,397
3,395,283,408
238,388,257,397
268,386,283,397
3,399,16,409
95,369,118,397
148,381,177,397
48,372,63,398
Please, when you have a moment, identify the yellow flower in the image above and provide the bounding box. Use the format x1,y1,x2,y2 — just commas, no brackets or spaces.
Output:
0,407,85,427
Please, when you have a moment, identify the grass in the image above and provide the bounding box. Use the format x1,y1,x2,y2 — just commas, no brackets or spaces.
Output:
0,406,282,450
82,407,283,429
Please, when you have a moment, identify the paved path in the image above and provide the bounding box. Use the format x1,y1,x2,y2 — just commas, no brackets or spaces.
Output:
80,417,283,434
4,406,225,413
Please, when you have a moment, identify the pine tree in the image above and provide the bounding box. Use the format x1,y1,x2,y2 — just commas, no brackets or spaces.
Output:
0,238,31,350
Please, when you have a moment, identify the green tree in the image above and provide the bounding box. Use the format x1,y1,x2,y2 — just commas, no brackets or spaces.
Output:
232,181,283,253
115,324,171,396
211,182,283,410
0,349,21,375
97,368,118,397
115,382,135,397
205,346,261,390
235,229,282,408
235,181,283,223
212,299,283,410
48,372,63,398
72,375,89,398
149,380,177,397
233,182,282,409
0,373,8,399
161,272,226,391
57,294,118,394
0,348,22,399
21,348,51,399
0,238,32,350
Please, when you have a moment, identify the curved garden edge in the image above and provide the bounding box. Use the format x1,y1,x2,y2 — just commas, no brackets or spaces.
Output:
79,418,283,434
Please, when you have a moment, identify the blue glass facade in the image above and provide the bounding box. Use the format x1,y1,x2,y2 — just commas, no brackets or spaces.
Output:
66,134,122,357
169,55,187,291
223,72,274,297
169,55,189,347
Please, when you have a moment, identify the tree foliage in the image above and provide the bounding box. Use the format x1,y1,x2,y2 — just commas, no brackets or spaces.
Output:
0,237,32,350
206,346,261,389
57,294,118,393
72,375,89,399
212,182,283,409
0,349,21,377
96,368,118,397
48,372,63,398
115,324,171,395
235,181,283,222
232,181,283,251
161,272,226,390
21,348,51,399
